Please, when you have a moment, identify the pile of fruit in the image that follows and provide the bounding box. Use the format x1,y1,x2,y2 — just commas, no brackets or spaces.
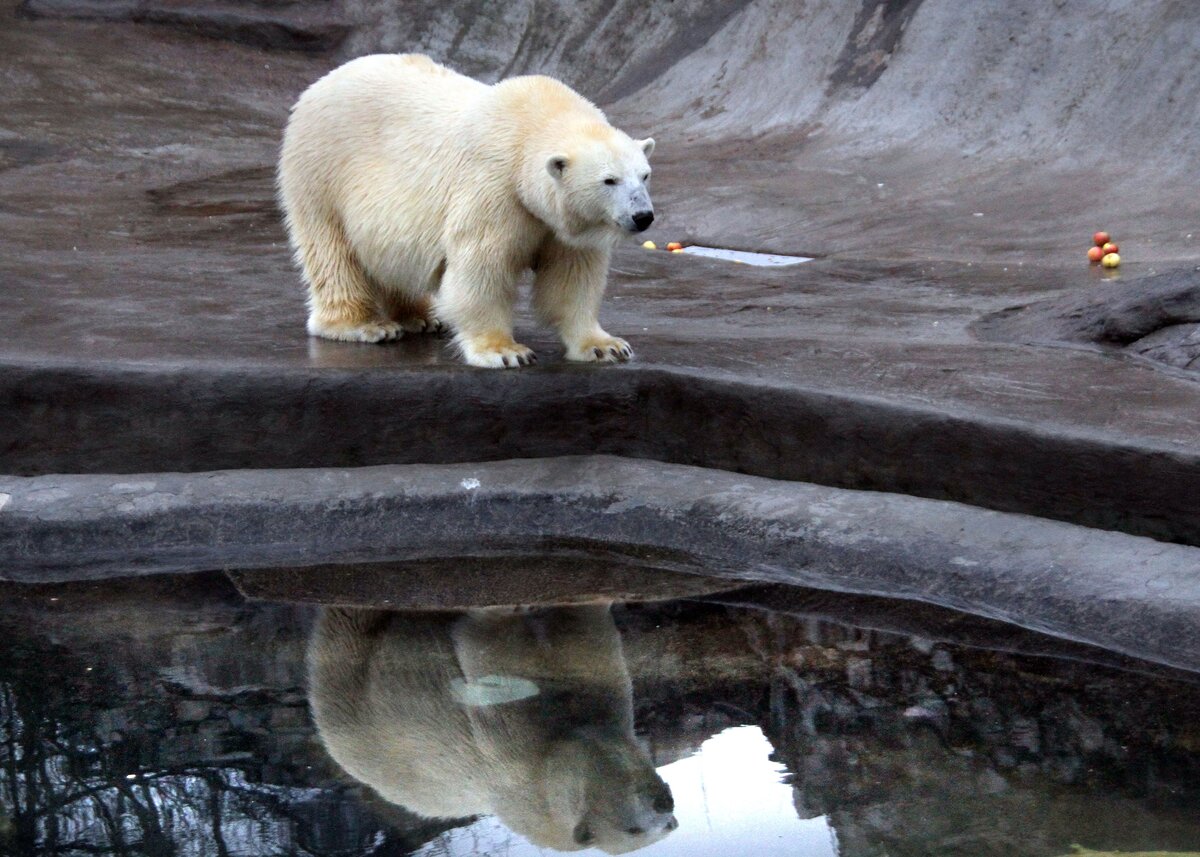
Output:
642,240,685,254
1087,231,1121,268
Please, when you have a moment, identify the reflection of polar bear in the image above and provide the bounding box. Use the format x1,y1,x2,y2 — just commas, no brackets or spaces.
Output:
279,54,655,368
308,604,677,853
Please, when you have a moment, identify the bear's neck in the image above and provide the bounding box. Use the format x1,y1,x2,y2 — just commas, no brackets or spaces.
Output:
515,110,618,249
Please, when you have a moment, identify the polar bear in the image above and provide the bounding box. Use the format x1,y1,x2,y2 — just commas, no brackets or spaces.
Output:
278,54,656,368
308,604,677,853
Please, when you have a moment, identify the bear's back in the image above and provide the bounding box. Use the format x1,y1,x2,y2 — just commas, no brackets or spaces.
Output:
308,609,489,818
289,53,486,144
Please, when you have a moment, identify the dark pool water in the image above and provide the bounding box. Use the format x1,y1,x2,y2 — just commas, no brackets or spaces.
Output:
1,570,1199,857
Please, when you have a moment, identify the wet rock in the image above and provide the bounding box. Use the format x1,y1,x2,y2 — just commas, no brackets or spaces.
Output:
828,0,927,91
337,0,751,101
175,699,211,722
145,165,278,222
269,705,310,730
19,0,349,52
973,267,1200,374
0,138,64,172
1128,322,1200,371
1008,715,1041,756
846,657,873,689
758,611,1200,856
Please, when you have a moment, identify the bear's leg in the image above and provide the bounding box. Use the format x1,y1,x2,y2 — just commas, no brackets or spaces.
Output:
436,258,536,368
296,216,404,344
532,241,631,363
379,290,443,335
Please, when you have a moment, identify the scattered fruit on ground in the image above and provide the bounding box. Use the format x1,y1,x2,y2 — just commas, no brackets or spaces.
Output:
666,242,683,251
1093,231,1111,246
1101,252,1120,268
1087,246,1104,263
641,240,656,250
1101,241,1119,255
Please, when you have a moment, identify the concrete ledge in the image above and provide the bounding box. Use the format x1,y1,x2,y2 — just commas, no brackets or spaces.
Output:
4,361,1199,546
2,455,1198,672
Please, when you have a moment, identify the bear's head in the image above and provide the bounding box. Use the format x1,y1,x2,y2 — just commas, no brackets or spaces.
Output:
538,125,656,249
500,729,677,854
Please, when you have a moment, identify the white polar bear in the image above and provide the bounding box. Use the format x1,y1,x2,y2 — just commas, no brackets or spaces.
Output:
278,54,656,368
307,604,677,853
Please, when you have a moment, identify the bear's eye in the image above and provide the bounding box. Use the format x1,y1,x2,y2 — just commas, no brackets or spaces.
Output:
641,173,650,182
603,177,618,186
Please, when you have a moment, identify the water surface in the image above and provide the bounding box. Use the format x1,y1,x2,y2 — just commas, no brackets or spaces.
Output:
1,570,1198,856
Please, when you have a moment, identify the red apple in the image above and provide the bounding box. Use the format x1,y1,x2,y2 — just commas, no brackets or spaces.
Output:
1101,242,1119,255
1093,231,1111,247
666,242,683,251
1087,246,1104,263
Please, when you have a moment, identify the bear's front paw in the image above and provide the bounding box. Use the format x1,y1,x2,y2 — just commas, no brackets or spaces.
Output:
566,335,633,363
459,334,538,369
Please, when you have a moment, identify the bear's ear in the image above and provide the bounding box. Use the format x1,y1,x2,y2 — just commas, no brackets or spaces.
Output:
546,155,569,180
639,137,656,157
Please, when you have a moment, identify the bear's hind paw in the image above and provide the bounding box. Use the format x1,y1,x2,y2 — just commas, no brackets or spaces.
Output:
399,314,444,335
309,319,405,344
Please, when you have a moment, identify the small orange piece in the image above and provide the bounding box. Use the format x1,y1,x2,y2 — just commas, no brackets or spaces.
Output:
670,248,684,253
666,242,683,251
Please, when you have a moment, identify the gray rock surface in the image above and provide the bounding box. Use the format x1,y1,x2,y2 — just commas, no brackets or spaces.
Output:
2,456,1199,672
20,0,348,51
2,0,1199,640
975,268,1200,371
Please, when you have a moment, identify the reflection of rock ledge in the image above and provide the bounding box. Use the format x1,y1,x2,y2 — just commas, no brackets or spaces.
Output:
4,455,1200,674
232,553,739,609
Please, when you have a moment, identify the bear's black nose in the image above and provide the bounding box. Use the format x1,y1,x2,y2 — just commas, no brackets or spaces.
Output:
653,793,674,813
632,210,654,231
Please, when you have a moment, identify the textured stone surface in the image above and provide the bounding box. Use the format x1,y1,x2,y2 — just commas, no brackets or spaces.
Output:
2,0,1198,532
759,612,1200,854
3,0,1200,645
2,456,1199,672
975,268,1200,372
1130,322,1200,370
19,0,348,52
5,355,1199,545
